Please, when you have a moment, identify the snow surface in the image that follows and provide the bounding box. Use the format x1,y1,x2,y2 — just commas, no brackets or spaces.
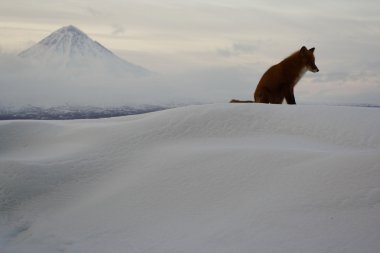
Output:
0,104,379,253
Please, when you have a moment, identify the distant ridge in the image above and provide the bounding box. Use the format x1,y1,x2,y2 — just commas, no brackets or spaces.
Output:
19,25,149,76
0,104,169,120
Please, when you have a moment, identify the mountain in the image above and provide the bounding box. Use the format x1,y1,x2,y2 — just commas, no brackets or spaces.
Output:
18,25,149,76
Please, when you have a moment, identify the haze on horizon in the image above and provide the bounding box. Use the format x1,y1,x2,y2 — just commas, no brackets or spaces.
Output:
0,0,379,107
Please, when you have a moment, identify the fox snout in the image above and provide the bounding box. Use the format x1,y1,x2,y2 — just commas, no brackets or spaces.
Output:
310,64,319,73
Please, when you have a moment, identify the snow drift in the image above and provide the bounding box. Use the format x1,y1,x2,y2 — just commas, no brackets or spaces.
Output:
0,104,379,253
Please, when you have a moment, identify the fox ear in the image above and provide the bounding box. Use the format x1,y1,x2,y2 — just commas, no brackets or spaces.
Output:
300,46,308,55
309,47,315,53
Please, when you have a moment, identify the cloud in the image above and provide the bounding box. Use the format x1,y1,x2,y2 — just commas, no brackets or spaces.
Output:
0,54,257,108
1,52,380,108
217,43,257,57
86,6,102,17
111,24,125,35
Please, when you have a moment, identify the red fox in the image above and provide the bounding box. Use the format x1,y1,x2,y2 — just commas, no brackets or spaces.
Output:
230,46,319,104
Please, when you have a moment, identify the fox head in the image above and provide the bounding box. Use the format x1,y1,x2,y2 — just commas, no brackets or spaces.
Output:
300,46,319,73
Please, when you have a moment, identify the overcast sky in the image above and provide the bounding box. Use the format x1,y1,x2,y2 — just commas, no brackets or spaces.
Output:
0,0,380,106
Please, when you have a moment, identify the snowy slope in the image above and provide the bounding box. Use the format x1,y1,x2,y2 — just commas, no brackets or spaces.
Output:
18,25,149,76
0,104,379,253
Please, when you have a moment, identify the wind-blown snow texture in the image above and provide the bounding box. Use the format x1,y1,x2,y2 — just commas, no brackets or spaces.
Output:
18,25,149,76
0,104,379,253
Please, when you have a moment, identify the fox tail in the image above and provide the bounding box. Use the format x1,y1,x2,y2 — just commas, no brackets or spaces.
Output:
229,99,254,103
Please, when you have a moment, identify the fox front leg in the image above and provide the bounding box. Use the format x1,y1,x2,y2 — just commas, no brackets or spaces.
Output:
284,87,296,105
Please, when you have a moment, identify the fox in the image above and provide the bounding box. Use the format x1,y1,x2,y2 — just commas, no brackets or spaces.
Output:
230,46,319,104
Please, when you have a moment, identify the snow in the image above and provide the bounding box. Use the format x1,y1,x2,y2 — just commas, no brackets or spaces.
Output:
0,104,379,253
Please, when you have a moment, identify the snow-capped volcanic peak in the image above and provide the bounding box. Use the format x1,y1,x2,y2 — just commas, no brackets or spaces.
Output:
20,25,110,60
19,25,149,76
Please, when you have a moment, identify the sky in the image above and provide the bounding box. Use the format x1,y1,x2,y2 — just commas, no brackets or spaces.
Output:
0,0,380,107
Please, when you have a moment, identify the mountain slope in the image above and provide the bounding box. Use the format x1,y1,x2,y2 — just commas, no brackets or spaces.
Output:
18,25,149,76
0,104,379,253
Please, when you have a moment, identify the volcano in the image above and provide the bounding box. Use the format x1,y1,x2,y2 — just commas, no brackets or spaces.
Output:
18,25,149,76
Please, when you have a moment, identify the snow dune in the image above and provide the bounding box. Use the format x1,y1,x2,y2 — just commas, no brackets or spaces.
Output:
0,104,379,253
